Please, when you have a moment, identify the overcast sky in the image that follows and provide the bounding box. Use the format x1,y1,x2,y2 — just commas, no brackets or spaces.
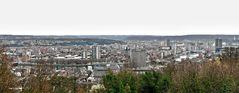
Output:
0,0,239,35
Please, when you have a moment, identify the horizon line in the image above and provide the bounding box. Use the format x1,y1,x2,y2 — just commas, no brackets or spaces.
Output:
0,34,239,36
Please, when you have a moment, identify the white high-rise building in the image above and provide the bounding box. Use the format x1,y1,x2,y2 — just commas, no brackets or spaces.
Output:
92,46,101,59
82,49,87,59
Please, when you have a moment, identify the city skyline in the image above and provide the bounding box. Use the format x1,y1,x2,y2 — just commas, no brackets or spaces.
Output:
1,1,239,92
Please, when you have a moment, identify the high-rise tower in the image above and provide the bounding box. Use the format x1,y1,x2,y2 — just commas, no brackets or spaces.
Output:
215,38,222,48
92,46,101,59
215,38,222,53
166,39,171,47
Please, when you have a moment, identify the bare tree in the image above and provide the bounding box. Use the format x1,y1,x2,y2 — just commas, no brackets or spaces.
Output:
0,48,18,93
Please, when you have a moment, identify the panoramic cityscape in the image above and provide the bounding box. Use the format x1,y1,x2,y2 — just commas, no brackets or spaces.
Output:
0,35,239,92
1,0,239,93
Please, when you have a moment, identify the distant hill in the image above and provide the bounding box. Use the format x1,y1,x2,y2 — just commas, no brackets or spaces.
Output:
125,35,239,41
65,35,239,41
1,35,239,41
0,35,125,45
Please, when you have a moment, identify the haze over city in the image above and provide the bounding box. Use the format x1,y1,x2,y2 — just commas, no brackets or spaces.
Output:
1,0,239,35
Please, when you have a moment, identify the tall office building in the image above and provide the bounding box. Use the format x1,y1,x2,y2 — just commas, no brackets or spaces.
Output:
166,39,171,47
130,49,147,68
215,38,223,52
92,46,101,59
215,38,223,48
82,49,87,59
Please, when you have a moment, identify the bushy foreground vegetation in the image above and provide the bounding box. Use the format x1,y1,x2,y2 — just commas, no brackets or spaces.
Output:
101,61,239,93
102,70,171,93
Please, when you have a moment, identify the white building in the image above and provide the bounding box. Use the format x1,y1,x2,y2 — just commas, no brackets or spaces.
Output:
92,46,101,59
